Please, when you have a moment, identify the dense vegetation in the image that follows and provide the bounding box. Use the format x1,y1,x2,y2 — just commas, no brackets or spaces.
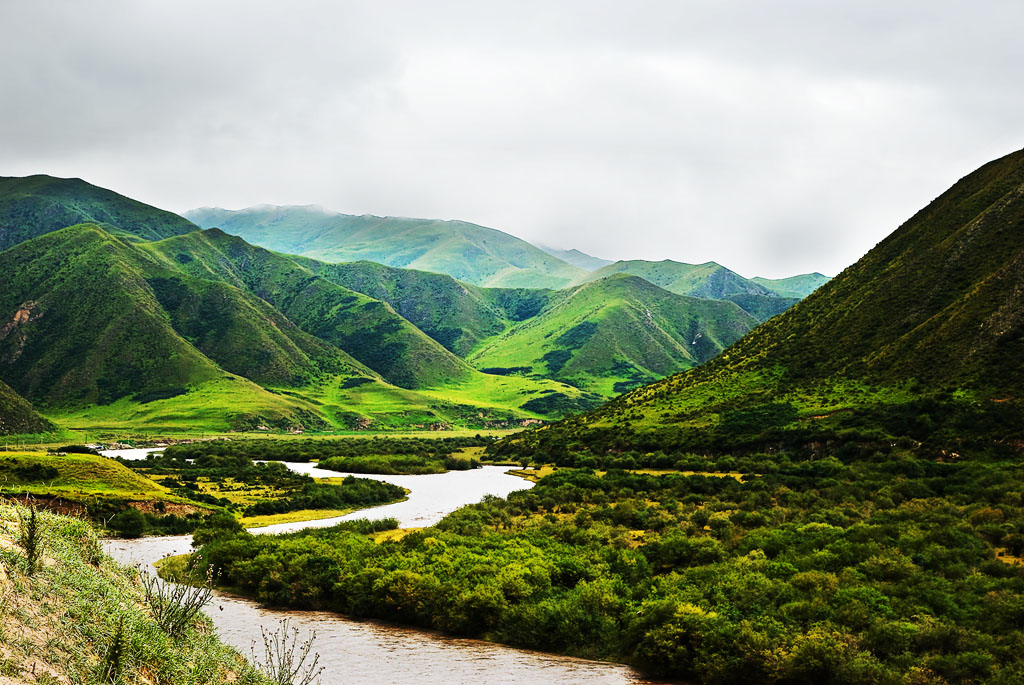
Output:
196,453,1024,683
126,447,406,517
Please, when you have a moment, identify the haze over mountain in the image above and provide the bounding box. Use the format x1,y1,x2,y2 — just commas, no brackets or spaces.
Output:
536,245,614,271
183,206,587,289
498,147,1024,457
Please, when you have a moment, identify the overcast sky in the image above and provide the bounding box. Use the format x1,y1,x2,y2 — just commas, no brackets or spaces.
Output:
1,1,1021,278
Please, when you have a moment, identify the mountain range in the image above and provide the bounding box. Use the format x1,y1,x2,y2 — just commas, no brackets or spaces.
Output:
496,147,1024,459
0,175,829,434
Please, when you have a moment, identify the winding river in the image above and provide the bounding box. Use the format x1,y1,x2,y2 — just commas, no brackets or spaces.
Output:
100,450,659,684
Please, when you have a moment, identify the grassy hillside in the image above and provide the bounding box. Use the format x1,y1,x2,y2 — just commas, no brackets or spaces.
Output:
295,258,555,357
0,174,198,251
578,259,776,298
0,379,53,434
495,147,1024,458
144,228,473,388
725,293,802,321
184,205,587,288
0,503,264,683
471,275,758,395
751,272,830,298
0,224,356,430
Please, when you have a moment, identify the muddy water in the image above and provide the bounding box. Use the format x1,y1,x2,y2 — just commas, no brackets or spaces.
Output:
101,459,658,684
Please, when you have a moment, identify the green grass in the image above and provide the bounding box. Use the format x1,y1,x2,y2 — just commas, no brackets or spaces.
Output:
470,275,757,396
0,502,266,682
0,451,191,504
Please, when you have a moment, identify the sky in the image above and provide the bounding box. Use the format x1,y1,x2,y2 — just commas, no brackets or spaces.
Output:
1,1,1021,278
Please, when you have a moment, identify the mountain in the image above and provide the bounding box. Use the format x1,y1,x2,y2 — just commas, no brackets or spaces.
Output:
750,272,830,298
496,148,1024,458
183,206,587,288
0,379,53,434
469,275,758,395
0,224,365,429
290,259,521,358
724,293,801,322
536,245,614,271
142,229,472,389
578,259,776,299
0,175,198,252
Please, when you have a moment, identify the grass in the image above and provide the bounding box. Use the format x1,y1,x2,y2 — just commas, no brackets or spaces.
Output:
0,502,267,683
240,507,361,528
0,450,195,505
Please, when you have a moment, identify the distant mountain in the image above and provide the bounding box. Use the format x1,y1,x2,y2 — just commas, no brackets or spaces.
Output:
0,379,53,435
183,206,587,288
496,148,1024,457
536,245,614,271
724,293,801,322
750,272,830,298
469,275,758,395
0,175,198,252
578,259,776,299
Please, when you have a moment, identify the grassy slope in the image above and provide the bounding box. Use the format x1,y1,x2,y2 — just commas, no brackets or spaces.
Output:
143,229,470,389
183,205,587,288
0,450,187,504
750,272,830,298
498,147,1024,454
0,380,53,435
0,224,347,430
725,293,802,322
471,275,758,396
577,259,777,298
0,174,198,252
0,503,262,683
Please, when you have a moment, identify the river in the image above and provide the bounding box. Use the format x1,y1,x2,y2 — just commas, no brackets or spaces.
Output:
100,451,659,684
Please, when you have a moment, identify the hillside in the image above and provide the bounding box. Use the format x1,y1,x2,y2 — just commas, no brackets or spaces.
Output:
0,379,53,434
0,224,361,429
0,502,264,683
470,275,758,395
495,148,1024,458
183,205,587,288
0,174,198,251
751,272,830,298
578,259,777,298
143,229,472,389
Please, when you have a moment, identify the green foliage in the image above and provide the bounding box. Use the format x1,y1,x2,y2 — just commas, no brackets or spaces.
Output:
0,378,52,434
107,508,146,538
197,460,1024,681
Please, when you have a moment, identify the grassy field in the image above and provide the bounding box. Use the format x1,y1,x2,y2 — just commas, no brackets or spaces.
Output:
0,450,195,505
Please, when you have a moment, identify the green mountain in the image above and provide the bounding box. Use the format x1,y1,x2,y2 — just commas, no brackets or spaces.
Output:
751,272,830,298
536,245,614,271
724,293,801,322
470,275,758,395
578,259,776,298
497,148,1024,458
291,259,520,358
182,205,587,288
0,175,198,252
142,229,471,389
0,224,364,429
0,379,53,434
